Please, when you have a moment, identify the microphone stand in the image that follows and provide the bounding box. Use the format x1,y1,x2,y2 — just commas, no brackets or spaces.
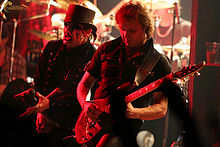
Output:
170,11,177,62
9,19,17,83
0,0,8,45
0,15,3,45
0,1,15,83
162,2,179,147
170,2,180,62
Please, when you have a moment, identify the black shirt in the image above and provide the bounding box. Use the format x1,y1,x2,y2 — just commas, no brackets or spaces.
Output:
86,37,171,107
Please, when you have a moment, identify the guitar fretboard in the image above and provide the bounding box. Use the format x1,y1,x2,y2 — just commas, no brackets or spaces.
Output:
125,74,173,104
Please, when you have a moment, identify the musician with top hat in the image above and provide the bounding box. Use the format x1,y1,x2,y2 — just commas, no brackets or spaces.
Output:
26,4,97,146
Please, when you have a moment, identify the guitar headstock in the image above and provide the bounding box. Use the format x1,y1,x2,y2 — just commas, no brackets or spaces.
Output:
173,61,206,80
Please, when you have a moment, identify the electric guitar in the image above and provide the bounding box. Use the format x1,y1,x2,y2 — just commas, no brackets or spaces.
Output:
74,61,206,145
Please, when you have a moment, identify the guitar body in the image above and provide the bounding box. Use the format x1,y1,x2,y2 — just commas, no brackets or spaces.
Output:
75,98,112,146
75,111,101,146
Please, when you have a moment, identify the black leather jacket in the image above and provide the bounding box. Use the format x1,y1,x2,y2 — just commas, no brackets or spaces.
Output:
34,40,96,128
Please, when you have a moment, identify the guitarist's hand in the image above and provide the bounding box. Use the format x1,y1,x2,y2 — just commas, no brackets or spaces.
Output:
83,102,102,122
125,102,137,119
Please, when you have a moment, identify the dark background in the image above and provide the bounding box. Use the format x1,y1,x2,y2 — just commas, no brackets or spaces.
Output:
190,0,220,146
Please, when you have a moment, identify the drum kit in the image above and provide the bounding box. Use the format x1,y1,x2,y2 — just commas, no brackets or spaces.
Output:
22,0,189,53
15,0,181,40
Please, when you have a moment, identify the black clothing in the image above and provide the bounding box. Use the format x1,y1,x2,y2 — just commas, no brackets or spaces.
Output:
35,40,95,95
34,40,96,146
86,37,171,146
87,37,171,101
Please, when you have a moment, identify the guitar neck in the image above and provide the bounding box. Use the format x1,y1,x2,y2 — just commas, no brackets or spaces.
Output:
125,73,173,104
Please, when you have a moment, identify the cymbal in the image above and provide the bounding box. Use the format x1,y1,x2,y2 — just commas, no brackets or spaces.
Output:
52,1,104,32
57,0,103,17
94,15,115,26
55,0,103,24
56,0,103,15
94,0,125,26
51,13,65,27
25,0,62,8
18,14,48,23
83,1,102,18
138,0,175,10
94,0,175,26
161,44,190,54
28,29,57,41
56,0,77,10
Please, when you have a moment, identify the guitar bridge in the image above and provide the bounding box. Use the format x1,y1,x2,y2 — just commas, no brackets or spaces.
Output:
89,121,96,128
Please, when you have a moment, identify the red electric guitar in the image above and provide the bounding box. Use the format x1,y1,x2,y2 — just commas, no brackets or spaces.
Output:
74,61,206,145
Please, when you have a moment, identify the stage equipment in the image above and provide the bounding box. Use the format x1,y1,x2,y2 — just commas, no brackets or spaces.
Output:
161,44,190,54
55,0,102,16
0,0,8,43
51,13,65,28
142,0,176,10
28,29,57,40
3,2,49,82
163,2,181,145
25,0,62,9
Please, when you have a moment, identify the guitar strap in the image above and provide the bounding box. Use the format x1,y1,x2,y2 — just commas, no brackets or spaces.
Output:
134,47,161,86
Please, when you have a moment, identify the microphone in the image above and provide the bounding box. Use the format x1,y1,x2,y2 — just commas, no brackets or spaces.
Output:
13,88,36,99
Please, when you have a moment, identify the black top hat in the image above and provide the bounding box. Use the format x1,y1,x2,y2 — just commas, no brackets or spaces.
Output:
64,4,97,40
64,4,95,24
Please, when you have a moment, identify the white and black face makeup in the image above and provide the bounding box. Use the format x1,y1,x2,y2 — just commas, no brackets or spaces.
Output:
63,22,92,48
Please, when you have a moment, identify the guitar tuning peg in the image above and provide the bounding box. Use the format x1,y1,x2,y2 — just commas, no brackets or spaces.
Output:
196,72,200,76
